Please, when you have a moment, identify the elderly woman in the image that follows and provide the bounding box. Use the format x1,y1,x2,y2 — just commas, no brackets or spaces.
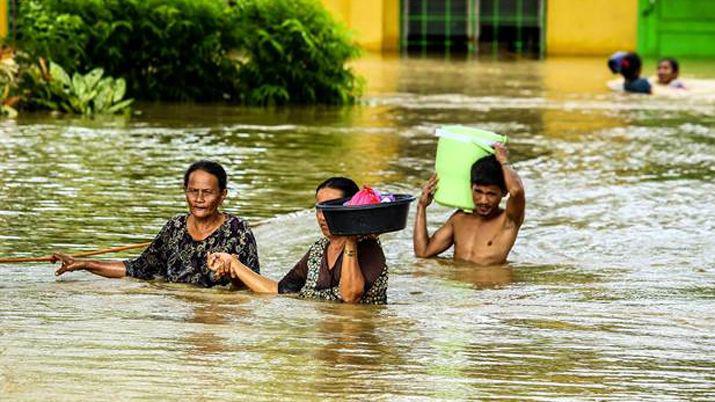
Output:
207,177,388,304
52,160,259,287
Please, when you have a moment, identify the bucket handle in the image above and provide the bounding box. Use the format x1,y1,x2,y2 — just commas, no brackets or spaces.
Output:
436,128,504,154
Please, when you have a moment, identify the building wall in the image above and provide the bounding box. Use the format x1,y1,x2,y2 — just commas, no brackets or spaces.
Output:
0,0,647,56
546,0,638,56
382,0,400,51
326,0,639,55
0,1,7,38
321,0,399,51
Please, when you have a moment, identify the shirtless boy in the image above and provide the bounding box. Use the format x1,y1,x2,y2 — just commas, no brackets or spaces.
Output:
413,143,525,265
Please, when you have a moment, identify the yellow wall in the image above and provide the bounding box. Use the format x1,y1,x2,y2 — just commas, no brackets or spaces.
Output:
0,0,7,38
321,0,399,51
349,0,384,50
321,0,350,22
546,0,638,56
328,0,638,55
382,0,400,51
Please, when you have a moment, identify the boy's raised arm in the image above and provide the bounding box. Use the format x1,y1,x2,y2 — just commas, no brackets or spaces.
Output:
494,143,525,227
414,174,455,258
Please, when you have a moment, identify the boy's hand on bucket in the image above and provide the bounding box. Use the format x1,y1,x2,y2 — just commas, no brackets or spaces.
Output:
493,142,509,165
419,174,438,208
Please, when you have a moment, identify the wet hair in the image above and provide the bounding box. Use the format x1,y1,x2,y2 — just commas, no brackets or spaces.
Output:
659,57,679,73
470,155,506,194
620,52,642,81
315,176,359,199
183,160,227,190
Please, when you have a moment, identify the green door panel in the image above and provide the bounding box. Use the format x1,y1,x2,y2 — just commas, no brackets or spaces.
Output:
638,0,715,57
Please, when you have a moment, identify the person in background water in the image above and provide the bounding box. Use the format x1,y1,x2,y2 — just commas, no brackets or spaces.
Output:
206,177,388,304
52,160,259,287
414,143,525,266
618,52,652,94
655,57,686,89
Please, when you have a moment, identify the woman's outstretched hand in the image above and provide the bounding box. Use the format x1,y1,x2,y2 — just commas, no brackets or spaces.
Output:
51,252,88,276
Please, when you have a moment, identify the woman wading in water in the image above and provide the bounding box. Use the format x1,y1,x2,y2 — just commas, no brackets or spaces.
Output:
52,160,259,287
207,177,388,304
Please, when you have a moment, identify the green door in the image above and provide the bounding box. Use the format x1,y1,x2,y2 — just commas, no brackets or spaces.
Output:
638,0,715,57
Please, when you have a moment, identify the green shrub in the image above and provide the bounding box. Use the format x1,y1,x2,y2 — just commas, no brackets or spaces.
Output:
16,0,240,101
11,0,362,104
232,0,363,105
14,1,89,72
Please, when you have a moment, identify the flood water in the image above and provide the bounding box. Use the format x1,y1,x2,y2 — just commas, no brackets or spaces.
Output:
1,55,714,400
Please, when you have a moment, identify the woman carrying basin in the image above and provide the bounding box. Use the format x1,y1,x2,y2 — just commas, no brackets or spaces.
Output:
207,177,388,304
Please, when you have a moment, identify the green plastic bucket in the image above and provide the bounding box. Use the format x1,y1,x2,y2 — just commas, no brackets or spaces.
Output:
434,125,508,210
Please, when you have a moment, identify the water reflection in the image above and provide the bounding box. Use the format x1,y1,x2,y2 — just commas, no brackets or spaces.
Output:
313,303,386,364
173,288,254,356
414,258,515,290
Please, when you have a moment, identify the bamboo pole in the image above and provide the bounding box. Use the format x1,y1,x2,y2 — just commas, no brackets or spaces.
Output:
0,242,154,263
0,217,275,264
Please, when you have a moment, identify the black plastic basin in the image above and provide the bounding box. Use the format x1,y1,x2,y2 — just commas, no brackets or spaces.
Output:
316,194,416,236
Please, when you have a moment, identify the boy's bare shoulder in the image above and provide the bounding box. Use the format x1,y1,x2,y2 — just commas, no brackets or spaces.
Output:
449,210,473,225
449,210,469,219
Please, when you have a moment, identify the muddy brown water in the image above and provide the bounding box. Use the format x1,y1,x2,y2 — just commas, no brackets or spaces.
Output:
1,55,714,400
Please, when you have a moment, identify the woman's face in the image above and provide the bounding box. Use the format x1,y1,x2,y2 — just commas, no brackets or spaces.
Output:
185,170,226,219
657,60,677,84
315,187,344,237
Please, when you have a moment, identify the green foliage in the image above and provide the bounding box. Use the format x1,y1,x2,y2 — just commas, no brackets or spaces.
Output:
21,60,133,115
15,0,239,101
232,0,363,105
0,49,21,117
14,1,89,72
11,0,362,105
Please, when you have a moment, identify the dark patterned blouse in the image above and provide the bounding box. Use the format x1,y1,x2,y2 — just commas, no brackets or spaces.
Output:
277,237,388,305
123,213,259,287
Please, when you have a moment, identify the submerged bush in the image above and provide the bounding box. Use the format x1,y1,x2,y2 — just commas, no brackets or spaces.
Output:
0,48,20,116
21,60,133,115
233,0,362,105
15,0,240,102
11,0,362,104
0,48,133,116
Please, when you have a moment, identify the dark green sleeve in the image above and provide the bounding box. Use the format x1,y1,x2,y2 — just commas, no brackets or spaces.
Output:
357,239,387,292
123,220,172,280
277,251,310,294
